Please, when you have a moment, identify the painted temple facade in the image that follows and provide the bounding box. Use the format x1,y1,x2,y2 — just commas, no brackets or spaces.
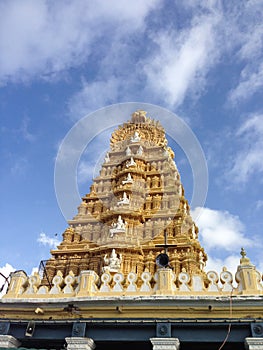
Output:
1,110,263,350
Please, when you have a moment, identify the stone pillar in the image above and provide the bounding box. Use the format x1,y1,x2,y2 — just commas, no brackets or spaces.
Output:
245,338,263,350
155,268,176,295
65,337,95,350
2,270,27,298
0,335,21,348
150,337,180,350
236,249,262,295
76,270,98,297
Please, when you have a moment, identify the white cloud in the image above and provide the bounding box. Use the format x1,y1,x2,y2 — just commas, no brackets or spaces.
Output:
78,160,97,185
0,0,160,84
0,263,15,297
37,232,59,248
143,12,220,107
227,114,263,184
192,207,253,252
68,78,120,120
256,200,263,211
229,62,263,104
20,117,36,142
227,1,263,104
10,156,28,176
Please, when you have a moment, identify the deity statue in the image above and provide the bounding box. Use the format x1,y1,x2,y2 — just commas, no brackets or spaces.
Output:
122,173,133,184
126,157,136,168
117,192,130,205
109,215,127,237
131,131,141,142
137,145,143,156
104,152,110,163
103,249,122,272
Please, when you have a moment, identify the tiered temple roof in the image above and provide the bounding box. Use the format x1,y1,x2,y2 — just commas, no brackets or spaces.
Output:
41,110,207,285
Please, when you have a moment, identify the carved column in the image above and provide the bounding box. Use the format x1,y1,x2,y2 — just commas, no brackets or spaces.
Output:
66,337,95,350
245,338,263,350
150,337,180,350
0,335,21,348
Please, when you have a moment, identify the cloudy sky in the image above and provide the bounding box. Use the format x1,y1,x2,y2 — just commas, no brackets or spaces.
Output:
1,0,263,290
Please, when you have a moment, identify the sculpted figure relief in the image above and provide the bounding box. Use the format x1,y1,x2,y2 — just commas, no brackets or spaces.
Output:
109,215,127,237
103,249,122,272
122,173,133,184
126,157,136,168
117,192,130,205
131,131,141,142
104,152,110,163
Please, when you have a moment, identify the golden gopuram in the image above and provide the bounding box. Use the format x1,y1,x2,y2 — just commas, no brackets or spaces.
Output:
1,110,263,350
43,109,206,282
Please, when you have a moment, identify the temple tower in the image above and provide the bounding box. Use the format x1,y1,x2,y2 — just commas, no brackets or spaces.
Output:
44,110,207,283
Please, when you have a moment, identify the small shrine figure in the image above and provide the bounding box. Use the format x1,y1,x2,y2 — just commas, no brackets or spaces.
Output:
131,131,141,142
109,215,127,237
126,157,136,168
136,145,143,156
103,249,122,272
104,152,110,163
126,146,132,156
122,173,133,184
117,192,130,205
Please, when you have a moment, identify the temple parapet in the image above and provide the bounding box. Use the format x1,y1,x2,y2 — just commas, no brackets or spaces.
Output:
3,254,263,299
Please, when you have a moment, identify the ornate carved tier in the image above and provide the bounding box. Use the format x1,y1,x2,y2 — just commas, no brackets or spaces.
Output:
42,111,207,284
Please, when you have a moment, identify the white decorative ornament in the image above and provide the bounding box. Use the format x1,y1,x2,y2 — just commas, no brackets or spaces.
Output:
122,173,133,184
126,157,136,168
104,152,110,163
137,145,143,155
178,270,191,291
140,271,152,292
100,272,112,292
117,192,129,205
109,215,127,237
131,131,141,142
126,146,132,156
103,249,122,272
207,271,220,292
113,273,124,292
220,269,233,292
126,272,138,292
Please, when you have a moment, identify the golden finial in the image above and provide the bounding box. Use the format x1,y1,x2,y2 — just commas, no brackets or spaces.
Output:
240,247,246,258
240,247,250,265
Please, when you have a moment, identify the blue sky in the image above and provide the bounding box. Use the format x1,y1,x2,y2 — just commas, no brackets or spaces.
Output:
0,0,263,286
